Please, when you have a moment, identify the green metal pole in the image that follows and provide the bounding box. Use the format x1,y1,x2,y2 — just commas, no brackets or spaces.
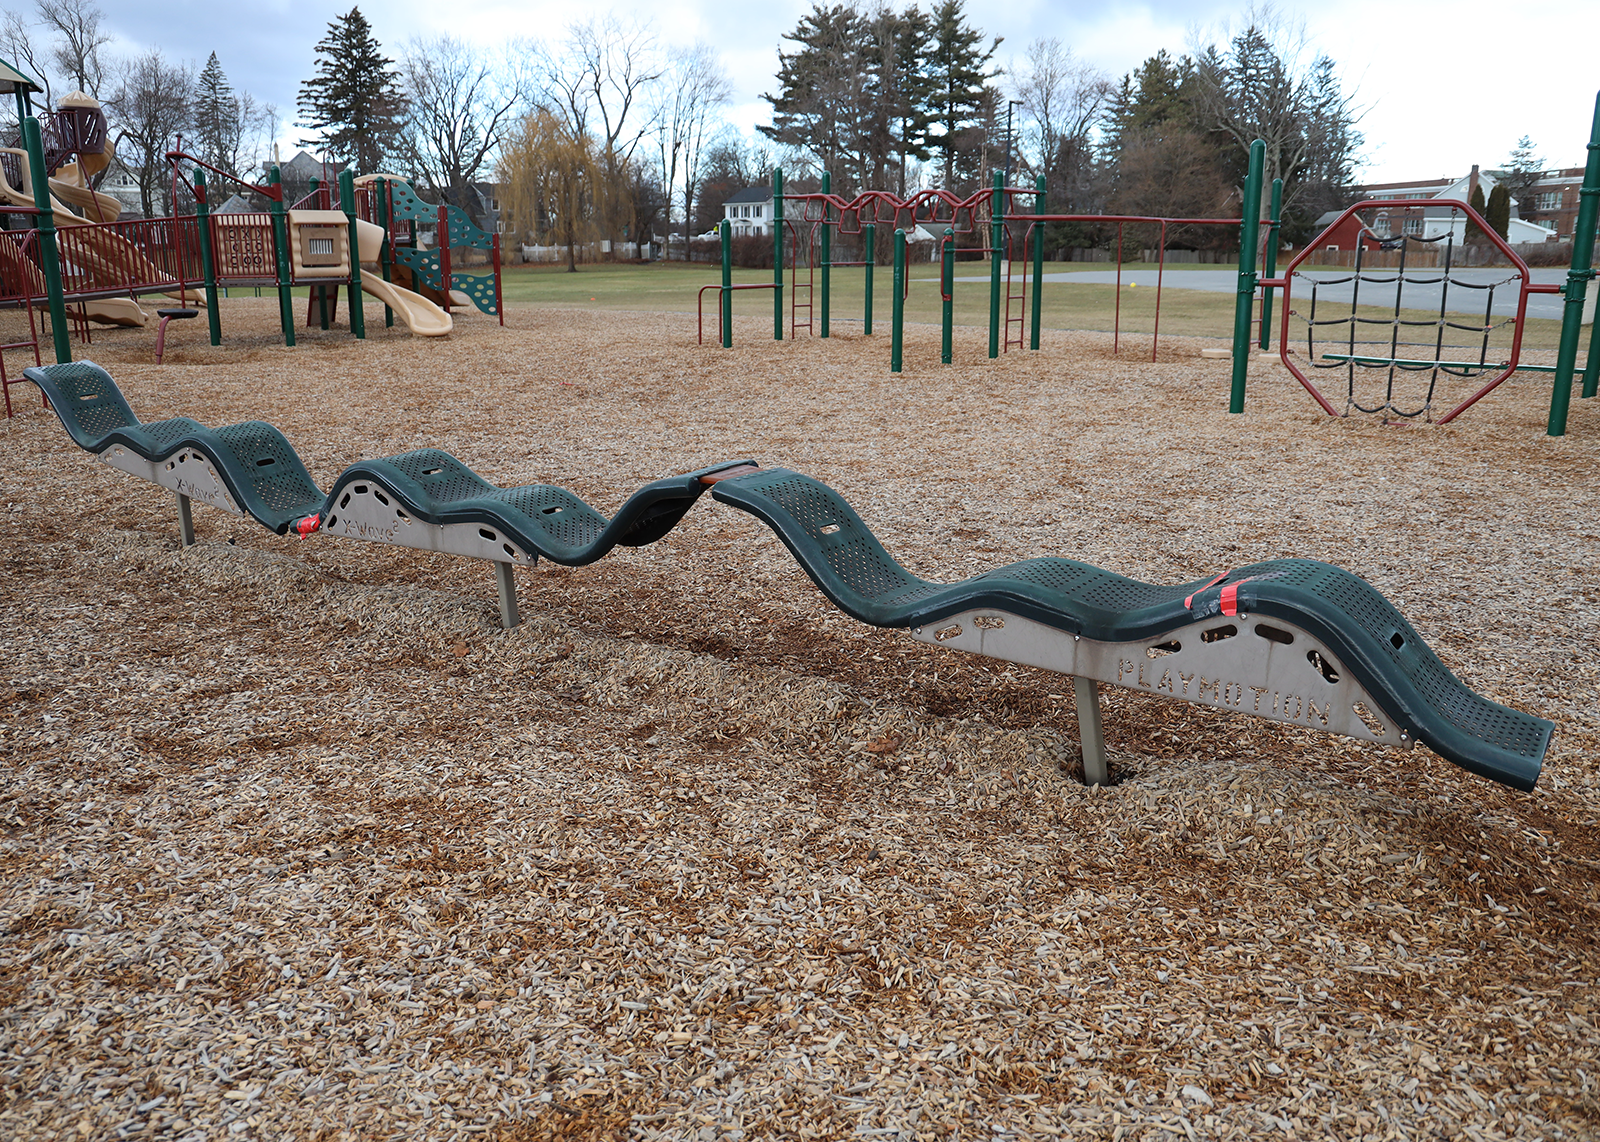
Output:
772,167,784,341
1031,174,1045,351
267,165,295,347
820,171,831,338
1229,140,1266,414
1259,177,1282,351
193,169,221,345
340,170,365,340
863,223,875,335
891,227,905,373
989,170,1003,359
1549,92,1600,433
21,117,70,363
719,218,732,349
942,227,954,365
377,177,394,328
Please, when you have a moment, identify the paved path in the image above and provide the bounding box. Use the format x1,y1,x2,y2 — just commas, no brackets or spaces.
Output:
951,267,1570,320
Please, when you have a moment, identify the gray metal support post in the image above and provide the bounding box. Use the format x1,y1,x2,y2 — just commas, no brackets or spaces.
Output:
175,493,195,547
1074,675,1108,786
494,561,521,629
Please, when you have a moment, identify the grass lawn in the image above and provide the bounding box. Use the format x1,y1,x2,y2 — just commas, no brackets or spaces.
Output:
494,261,1568,354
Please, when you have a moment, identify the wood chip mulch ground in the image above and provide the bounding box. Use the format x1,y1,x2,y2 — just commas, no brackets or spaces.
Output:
1,297,1597,1141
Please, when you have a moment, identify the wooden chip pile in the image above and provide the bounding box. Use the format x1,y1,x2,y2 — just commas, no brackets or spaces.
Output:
1,299,1597,1141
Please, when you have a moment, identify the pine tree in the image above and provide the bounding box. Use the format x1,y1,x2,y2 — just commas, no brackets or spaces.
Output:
193,53,236,172
925,0,1000,192
1504,135,1543,220
759,4,871,194
296,7,404,173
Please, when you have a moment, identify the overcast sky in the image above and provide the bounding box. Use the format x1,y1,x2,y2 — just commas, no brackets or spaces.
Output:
81,0,1600,184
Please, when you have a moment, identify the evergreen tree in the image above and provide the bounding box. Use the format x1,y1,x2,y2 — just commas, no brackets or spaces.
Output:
925,0,1000,191
193,53,236,172
1503,135,1543,220
297,7,405,173
1102,51,1197,154
1485,184,1511,240
1465,183,1488,244
759,4,872,194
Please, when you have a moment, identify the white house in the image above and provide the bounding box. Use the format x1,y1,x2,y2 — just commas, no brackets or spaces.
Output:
721,187,773,236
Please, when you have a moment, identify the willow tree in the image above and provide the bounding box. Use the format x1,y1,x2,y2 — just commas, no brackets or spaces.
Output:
499,107,600,272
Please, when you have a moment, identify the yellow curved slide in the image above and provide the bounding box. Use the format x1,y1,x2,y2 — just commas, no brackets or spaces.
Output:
361,276,451,337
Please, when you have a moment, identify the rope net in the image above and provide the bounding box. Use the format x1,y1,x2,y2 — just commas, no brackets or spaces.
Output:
1284,202,1531,421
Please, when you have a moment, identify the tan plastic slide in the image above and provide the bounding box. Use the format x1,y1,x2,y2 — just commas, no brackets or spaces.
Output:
0,148,205,322
360,275,452,337
348,215,451,336
0,216,147,327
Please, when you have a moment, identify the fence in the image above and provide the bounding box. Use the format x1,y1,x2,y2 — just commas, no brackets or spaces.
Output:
518,241,644,264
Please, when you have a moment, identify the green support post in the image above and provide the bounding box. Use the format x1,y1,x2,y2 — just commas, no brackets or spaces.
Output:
377,178,394,328
267,165,295,347
863,223,875,335
1551,91,1600,431
719,219,732,349
21,117,69,363
1258,177,1282,351
772,167,784,341
1229,140,1266,414
989,170,1004,359
193,169,222,345
891,228,905,373
820,171,831,338
340,169,365,340
1031,175,1045,351
941,227,954,365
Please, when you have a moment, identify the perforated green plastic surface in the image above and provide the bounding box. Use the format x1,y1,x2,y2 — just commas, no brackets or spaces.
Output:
711,467,1552,790
320,452,756,566
23,361,325,533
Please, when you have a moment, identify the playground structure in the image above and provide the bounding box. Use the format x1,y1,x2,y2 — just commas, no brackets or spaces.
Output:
699,168,1254,367
703,91,1600,438
20,357,1555,793
0,80,503,416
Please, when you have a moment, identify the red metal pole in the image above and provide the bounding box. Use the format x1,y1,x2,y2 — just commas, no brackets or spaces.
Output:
1153,221,1166,362
1114,222,1122,356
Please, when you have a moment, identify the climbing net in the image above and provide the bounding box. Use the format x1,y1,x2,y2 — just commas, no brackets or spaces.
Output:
1275,199,1544,424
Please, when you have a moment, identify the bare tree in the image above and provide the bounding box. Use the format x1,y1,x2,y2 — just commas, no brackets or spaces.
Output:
396,35,530,229
541,16,661,243
104,49,191,218
37,0,110,97
1189,4,1362,219
655,42,728,251
1,9,54,111
1010,37,1110,208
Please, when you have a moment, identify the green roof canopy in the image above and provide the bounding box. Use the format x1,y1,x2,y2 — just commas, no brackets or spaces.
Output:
0,58,42,95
